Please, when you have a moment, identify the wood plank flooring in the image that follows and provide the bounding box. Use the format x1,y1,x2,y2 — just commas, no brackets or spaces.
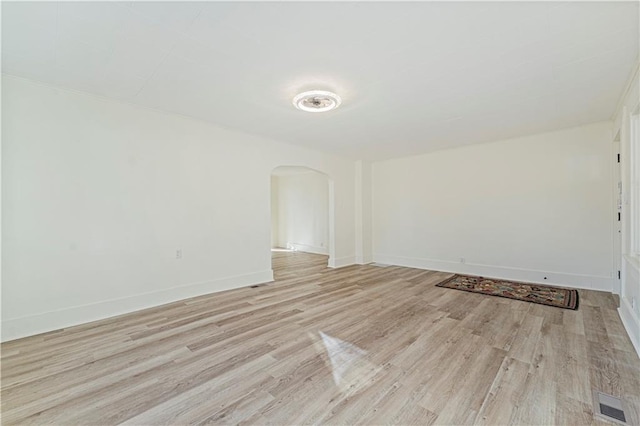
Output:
2,251,639,425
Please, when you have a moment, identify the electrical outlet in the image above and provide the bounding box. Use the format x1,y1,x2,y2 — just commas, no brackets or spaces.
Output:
460,257,465,264
633,297,637,312
176,249,182,259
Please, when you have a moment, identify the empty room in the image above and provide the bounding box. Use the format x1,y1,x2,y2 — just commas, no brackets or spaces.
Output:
2,1,640,425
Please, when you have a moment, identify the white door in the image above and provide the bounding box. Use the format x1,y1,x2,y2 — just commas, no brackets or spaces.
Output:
613,141,622,296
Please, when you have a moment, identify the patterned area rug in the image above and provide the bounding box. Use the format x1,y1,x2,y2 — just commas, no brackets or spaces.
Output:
436,275,579,310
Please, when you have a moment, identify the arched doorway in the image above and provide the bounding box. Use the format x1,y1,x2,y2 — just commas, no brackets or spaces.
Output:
270,166,335,275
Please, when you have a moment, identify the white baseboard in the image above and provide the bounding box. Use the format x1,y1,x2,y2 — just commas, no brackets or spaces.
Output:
373,254,613,292
619,297,640,357
289,243,329,255
356,255,374,265
1,269,274,342
328,256,357,269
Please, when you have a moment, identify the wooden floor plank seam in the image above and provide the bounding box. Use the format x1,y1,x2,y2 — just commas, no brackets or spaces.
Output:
1,250,639,425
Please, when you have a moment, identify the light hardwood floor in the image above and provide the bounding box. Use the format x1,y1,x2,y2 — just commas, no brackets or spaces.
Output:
2,251,639,425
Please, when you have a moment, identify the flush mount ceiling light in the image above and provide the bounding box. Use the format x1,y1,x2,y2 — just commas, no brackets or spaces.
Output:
293,90,342,113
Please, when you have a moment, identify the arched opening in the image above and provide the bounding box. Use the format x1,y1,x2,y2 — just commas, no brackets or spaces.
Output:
270,166,335,277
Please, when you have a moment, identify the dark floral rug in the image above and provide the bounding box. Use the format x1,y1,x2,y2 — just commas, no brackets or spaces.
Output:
436,274,579,310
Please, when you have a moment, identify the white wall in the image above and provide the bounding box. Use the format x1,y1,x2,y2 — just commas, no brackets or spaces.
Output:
373,121,614,291
272,172,329,255
613,63,640,356
4,72,634,347
355,160,373,264
1,75,357,341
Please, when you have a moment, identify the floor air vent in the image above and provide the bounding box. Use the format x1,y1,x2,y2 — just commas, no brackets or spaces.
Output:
593,390,628,424
371,263,391,268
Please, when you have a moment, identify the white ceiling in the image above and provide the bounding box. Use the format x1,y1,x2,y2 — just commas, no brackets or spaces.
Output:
2,1,639,160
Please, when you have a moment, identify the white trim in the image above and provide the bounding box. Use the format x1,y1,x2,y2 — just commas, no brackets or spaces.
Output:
288,243,329,255
630,113,640,256
0,270,274,342
624,254,640,271
612,61,640,122
619,297,640,358
356,255,374,265
373,254,613,291
328,256,357,269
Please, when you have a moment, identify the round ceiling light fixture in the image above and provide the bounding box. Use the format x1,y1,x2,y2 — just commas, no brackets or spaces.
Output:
292,90,342,113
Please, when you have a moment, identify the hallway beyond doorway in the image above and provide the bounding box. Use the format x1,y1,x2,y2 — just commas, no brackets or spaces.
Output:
271,249,329,281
